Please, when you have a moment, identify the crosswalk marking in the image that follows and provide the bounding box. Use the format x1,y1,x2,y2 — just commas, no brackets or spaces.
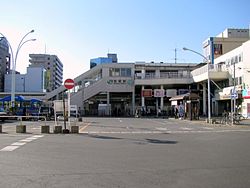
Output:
0,146,20,152
11,142,26,146
0,135,44,152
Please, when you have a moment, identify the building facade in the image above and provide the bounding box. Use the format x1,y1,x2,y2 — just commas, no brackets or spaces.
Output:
203,28,249,64
0,37,11,92
4,67,46,93
214,39,250,117
29,54,63,91
42,28,250,119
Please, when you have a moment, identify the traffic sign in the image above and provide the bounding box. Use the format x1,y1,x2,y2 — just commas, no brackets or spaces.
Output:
230,93,238,99
64,78,75,89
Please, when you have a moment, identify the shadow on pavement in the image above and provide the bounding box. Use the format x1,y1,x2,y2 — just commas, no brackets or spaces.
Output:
87,134,122,140
146,139,178,144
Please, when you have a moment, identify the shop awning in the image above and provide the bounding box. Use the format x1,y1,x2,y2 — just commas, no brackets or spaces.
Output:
169,93,199,101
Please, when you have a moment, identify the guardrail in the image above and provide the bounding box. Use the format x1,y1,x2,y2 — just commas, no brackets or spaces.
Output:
0,115,47,125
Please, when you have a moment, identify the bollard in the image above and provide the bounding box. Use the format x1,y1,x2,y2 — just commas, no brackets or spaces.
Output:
54,126,62,134
0,124,2,133
70,126,79,134
41,125,50,133
16,125,26,133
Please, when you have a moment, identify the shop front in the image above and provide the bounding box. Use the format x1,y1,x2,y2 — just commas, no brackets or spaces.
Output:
169,92,200,120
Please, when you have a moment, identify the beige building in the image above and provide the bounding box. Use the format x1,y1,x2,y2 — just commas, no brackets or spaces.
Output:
203,28,249,64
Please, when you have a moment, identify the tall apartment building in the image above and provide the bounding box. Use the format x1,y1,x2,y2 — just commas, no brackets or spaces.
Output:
29,54,63,91
0,37,11,91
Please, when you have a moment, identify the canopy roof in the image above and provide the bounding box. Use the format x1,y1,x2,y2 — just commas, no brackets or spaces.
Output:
169,93,199,101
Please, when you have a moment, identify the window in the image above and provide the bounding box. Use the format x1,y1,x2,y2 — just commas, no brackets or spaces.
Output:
235,56,238,64
121,68,131,77
231,57,234,65
109,68,131,77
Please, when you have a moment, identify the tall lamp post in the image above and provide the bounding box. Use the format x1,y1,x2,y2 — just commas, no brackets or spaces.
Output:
183,47,211,123
0,30,35,110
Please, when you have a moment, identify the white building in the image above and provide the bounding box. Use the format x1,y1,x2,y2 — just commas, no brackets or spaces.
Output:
214,39,250,117
5,67,46,93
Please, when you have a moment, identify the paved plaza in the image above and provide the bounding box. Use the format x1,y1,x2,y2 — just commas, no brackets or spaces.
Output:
1,117,250,188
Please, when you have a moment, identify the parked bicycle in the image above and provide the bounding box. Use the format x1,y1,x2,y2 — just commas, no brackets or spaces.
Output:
220,112,245,125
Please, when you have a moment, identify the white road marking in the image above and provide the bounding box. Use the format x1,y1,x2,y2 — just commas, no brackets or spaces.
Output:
202,127,214,130
11,142,26,146
19,139,33,142
180,127,193,130
155,127,168,131
0,135,44,152
82,129,250,134
32,135,44,138
0,146,20,152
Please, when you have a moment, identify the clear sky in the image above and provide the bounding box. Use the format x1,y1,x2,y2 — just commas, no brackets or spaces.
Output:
1,0,250,80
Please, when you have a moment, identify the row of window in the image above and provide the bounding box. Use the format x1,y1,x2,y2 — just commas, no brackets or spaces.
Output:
109,68,132,77
225,53,243,66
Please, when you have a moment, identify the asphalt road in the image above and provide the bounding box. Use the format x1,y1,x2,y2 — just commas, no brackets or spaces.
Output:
1,118,250,188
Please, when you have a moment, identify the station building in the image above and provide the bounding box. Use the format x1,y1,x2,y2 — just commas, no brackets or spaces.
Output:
1,27,250,119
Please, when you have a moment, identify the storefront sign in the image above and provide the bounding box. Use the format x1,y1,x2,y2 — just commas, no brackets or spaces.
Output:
154,89,165,97
242,89,250,99
141,89,152,97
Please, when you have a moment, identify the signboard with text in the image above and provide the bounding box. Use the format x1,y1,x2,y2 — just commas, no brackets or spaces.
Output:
154,89,165,97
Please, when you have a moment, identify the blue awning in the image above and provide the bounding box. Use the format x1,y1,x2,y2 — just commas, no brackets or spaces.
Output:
30,98,42,103
0,95,25,102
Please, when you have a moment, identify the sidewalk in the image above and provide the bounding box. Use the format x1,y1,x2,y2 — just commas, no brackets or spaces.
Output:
186,116,250,127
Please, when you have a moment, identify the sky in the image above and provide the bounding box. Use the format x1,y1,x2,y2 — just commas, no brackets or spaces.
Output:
1,0,250,81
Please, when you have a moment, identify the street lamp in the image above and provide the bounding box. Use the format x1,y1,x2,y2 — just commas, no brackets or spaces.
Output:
0,30,35,110
183,47,211,123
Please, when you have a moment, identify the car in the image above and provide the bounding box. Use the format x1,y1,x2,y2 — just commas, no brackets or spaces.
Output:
0,107,8,122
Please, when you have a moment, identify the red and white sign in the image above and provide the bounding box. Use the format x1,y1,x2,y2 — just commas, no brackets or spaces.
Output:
64,78,75,90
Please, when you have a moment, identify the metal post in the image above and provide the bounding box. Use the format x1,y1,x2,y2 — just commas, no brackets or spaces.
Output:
207,64,211,123
183,47,211,124
233,62,236,114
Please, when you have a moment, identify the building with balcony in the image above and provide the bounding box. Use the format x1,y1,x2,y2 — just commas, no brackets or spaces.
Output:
29,54,63,92
213,39,250,117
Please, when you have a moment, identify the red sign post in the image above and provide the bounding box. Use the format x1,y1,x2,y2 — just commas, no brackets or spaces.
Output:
63,78,75,133
64,78,75,90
